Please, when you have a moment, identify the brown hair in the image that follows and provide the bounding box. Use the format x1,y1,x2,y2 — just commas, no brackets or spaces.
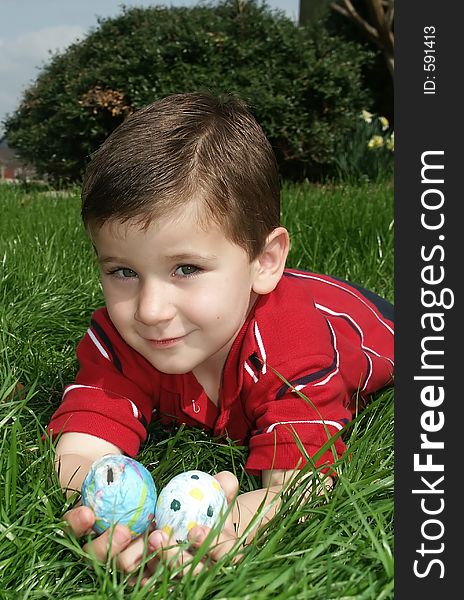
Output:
81,91,281,259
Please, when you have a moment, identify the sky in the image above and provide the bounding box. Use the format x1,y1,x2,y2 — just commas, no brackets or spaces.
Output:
0,0,300,136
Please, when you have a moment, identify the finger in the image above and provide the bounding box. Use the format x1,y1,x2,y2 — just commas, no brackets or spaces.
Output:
148,530,203,577
188,525,242,564
213,471,239,504
211,473,240,537
127,568,152,589
63,505,95,537
113,534,153,574
82,524,132,563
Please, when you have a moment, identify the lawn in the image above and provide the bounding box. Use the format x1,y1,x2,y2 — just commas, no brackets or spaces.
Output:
0,180,394,599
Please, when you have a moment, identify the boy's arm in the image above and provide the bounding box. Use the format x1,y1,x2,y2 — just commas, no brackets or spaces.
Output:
56,433,145,566
231,469,333,540
54,432,122,497
231,469,296,539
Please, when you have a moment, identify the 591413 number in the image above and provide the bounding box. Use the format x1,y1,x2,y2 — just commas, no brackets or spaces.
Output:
423,26,436,95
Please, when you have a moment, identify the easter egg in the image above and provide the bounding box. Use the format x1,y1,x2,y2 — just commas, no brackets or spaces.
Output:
81,455,157,537
155,470,227,542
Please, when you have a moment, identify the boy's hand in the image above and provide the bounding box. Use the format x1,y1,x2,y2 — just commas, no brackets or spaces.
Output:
62,471,239,578
147,471,240,576
63,505,138,568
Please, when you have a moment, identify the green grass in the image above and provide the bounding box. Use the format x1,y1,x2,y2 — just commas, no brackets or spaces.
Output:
0,180,394,599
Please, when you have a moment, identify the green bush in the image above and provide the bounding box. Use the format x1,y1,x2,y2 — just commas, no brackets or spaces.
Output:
4,0,373,183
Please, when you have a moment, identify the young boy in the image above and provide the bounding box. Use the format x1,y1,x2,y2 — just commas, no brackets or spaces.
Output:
49,91,394,576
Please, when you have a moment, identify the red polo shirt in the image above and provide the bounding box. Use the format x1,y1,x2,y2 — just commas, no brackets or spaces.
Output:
48,269,394,475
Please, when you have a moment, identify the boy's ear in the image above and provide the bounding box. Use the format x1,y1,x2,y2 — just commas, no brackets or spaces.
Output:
252,227,290,295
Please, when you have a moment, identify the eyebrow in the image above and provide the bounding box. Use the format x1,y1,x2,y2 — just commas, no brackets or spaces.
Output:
97,253,218,265
98,256,127,265
165,253,218,263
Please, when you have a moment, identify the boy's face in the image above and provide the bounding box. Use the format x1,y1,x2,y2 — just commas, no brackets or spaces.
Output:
92,204,260,384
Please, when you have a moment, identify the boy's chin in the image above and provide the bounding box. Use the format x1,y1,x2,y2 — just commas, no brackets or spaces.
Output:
140,353,196,375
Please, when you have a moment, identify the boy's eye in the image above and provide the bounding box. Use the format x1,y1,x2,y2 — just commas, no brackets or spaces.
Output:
110,267,138,278
174,265,200,277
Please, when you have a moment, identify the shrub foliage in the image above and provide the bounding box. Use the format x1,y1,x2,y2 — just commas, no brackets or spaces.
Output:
4,0,373,183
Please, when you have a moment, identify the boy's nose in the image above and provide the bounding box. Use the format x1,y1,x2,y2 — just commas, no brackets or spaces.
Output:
134,281,176,325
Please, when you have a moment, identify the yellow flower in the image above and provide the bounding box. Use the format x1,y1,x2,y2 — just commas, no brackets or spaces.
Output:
361,110,373,123
367,135,384,149
386,132,394,151
379,116,389,131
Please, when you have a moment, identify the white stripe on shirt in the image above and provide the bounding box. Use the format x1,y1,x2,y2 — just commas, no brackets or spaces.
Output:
288,271,394,336
62,384,139,419
244,361,259,383
254,322,267,374
313,319,340,387
315,302,393,390
265,419,344,434
87,328,110,360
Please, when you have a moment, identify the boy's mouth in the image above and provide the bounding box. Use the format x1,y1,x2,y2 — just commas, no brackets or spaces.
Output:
147,336,186,348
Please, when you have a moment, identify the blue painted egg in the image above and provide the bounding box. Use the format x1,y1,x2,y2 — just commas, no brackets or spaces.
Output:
155,470,227,542
81,455,157,537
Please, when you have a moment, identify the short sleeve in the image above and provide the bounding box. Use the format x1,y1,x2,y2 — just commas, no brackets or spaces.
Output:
244,356,351,475
47,308,158,456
